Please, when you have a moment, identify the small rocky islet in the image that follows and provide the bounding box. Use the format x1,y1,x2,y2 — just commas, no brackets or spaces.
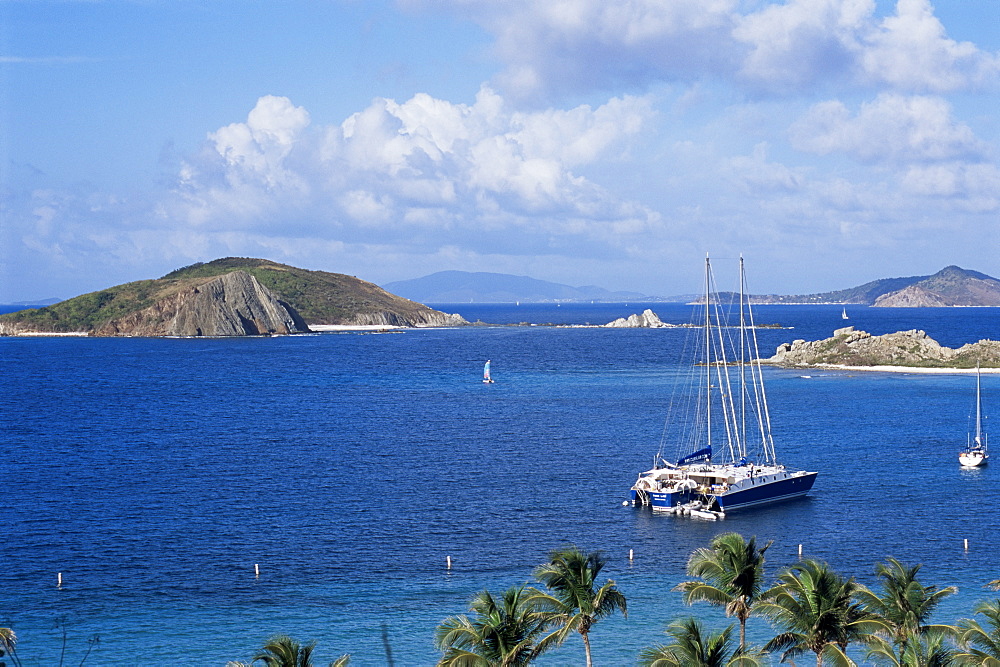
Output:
769,325,1000,369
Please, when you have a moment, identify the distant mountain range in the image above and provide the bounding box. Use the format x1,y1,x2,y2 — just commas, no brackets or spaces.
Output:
383,266,1000,307
382,271,651,303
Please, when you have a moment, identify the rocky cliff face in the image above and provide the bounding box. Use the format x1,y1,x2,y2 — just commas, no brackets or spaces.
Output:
873,285,950,307
769,326,1000,368
93,271,310,336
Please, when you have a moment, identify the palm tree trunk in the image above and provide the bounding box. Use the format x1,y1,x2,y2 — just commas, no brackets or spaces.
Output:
739,618,746,652
583,631,592,667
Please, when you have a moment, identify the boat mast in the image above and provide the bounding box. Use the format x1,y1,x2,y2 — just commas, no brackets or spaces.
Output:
739,255,747,461
976,362,982,447
705,254,712,457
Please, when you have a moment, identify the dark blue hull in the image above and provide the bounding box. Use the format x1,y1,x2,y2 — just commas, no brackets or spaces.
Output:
632,471,817,512
715,472,817,510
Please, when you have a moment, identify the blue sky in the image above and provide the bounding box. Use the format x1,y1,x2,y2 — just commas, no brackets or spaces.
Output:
2,0,998,301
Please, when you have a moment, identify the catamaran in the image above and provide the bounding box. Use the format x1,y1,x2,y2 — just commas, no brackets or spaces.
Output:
630,256,817,517
483,360,494,384
959,364,988,467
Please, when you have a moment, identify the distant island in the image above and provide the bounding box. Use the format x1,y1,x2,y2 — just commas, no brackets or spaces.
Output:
747,265,1000,307
768,325,1000,370
0,258,466,337
383,265,1000,307
382,270,653,303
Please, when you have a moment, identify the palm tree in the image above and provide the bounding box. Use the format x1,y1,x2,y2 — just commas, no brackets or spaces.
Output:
435,584,557,666
675,532,772,651
252,635,317,667
865,627,957,666
758,558,884,666
956,599,1000,665
530,546,627,667
0,627,21,667
639,617,766,667
855,557,958,662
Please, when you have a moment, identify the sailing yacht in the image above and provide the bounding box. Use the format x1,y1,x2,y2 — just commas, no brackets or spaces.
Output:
630,256,817,516
842,307,849,320
959,365,988,467
483,360,494,384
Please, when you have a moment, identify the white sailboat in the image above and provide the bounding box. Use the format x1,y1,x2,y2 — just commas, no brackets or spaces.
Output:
630,255,817,514
842,307,849,320
959,364,988,467
483,360,494,384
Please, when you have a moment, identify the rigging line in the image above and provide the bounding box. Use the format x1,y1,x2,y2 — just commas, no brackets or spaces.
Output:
742,260,777,464
708,258,740,463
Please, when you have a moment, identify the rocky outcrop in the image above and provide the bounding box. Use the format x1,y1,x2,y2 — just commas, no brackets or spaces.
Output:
769,325,1000,368
93,271,309,336
343,309,467,327
605,309,671,328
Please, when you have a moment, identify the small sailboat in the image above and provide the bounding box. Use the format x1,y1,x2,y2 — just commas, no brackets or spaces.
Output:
959,364,988,467
483,360,494,384
842,307,849,320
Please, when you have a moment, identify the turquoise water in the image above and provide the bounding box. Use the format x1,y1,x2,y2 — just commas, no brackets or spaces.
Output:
2,304,1000,665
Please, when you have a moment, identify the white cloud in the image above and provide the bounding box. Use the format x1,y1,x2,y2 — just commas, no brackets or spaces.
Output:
423,0,999,99
733,0,870,91
475,0,741,100
789,93,987,163
729,143,807,193
170,87,659,255
901,162,1000,211
861,0,1000,92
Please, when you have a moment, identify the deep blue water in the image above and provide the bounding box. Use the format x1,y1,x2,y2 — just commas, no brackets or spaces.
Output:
3,304,1000,665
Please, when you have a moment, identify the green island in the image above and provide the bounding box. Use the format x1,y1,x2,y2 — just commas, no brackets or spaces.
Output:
0,257,464,336
6,533,1000,666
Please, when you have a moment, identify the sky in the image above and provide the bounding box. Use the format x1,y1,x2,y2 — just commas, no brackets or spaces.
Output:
1,0,998,301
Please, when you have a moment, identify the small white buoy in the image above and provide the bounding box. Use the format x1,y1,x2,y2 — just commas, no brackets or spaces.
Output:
57,572,62,588
254,563,259,578
446,556,452,570
964,539,969,551
798,544,803,557
629,549,634,561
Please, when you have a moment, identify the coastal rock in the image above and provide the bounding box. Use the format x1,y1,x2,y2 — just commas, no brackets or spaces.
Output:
344,309,467,327
769,326,1000,368
605,309,670,328
93,271,309,337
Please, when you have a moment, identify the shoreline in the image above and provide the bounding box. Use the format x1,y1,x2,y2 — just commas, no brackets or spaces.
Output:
783,363,1000,374
309,324,403,332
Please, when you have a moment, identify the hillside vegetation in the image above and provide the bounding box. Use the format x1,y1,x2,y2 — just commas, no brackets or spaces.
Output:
0,258,463,334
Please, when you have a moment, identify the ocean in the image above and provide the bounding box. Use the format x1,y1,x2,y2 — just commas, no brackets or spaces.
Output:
2,303,1000,665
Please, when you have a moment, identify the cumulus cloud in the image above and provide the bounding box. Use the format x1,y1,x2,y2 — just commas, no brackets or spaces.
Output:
789,93,987,163
860,0,1000,92
729,143,806,193
170,87,660,256
733,0,869,92
454,0,741,100
419,0,999,99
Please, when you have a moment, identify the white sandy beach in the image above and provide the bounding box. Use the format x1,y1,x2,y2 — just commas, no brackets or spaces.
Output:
805,363,1000,374
308,324,403,332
